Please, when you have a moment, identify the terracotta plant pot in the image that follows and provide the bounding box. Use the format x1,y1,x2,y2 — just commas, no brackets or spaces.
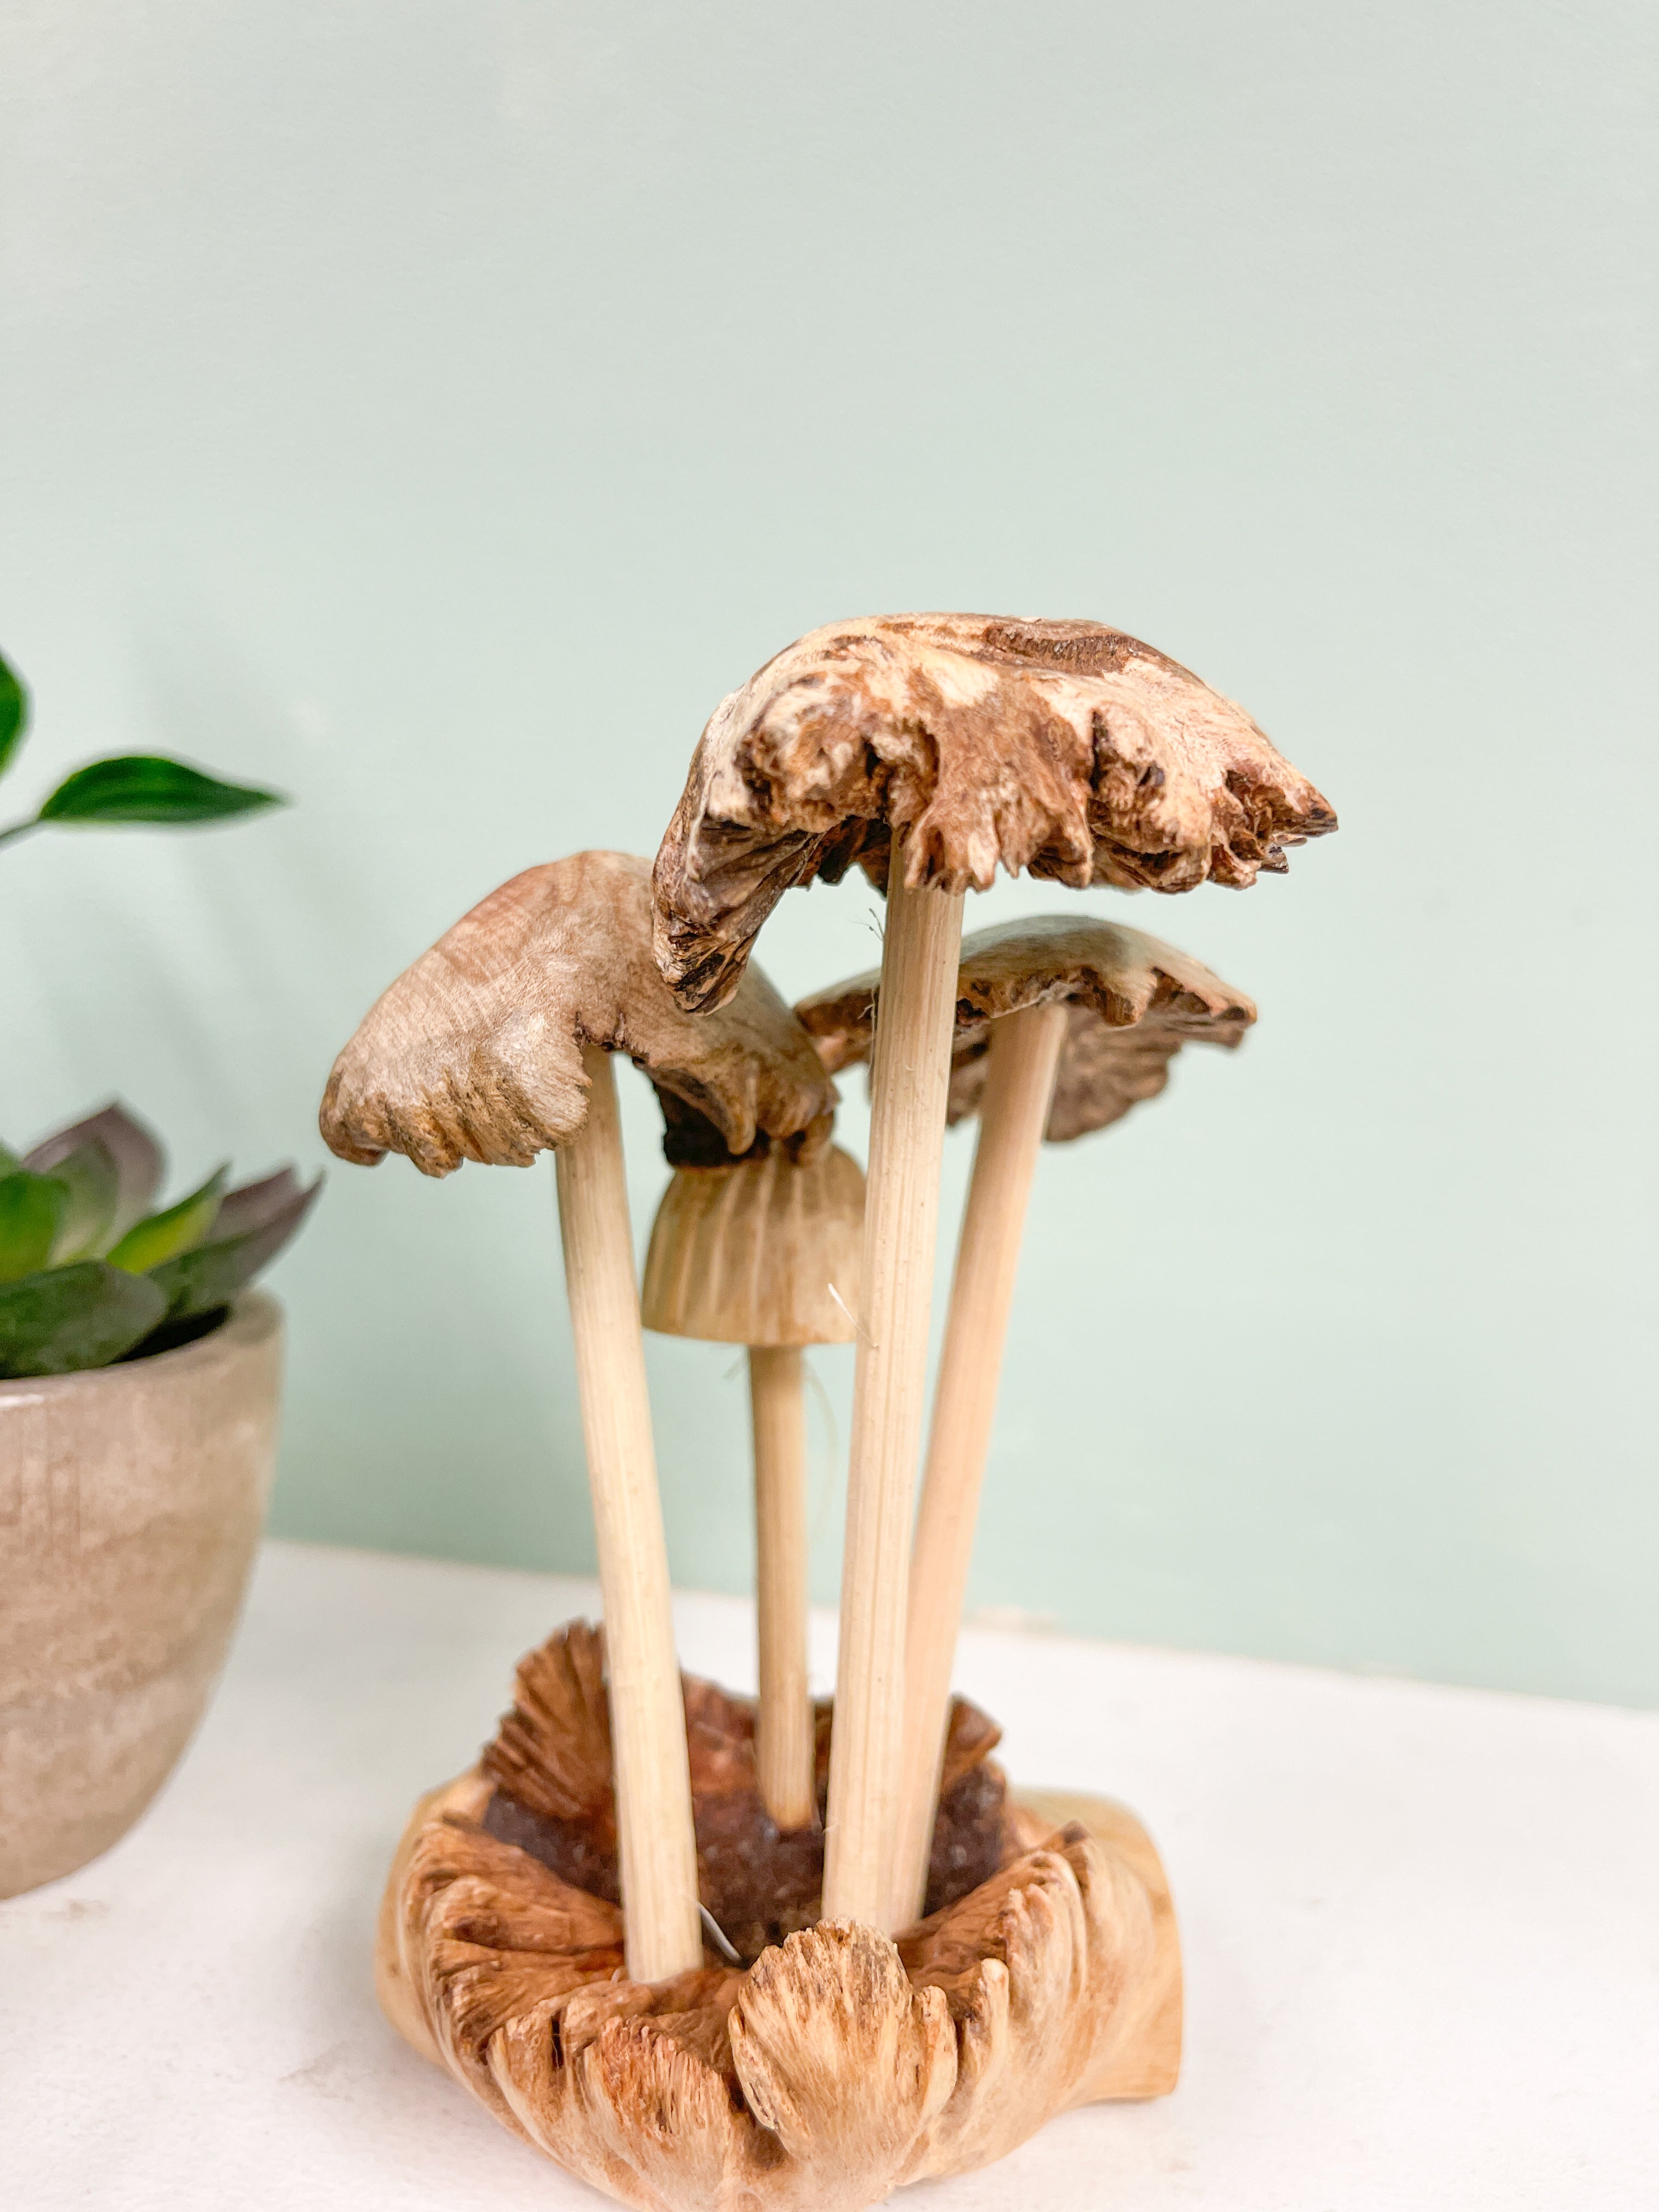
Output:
0,1292,284,1897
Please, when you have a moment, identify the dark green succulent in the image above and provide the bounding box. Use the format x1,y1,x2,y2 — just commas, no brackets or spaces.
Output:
0,1104,321,1378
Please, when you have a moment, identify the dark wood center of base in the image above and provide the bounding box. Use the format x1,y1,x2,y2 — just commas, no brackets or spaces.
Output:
476,1622,1007,1964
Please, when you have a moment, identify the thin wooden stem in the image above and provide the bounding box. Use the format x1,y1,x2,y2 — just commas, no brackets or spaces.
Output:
554,1044,702,1983
822,860,965,1929
888,999,1068,1926
748,1346,816,1829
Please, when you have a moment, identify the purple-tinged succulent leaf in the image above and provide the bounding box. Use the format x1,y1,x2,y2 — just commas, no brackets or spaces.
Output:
212,1166,302,1240
145,1172,321,1319
34,1137,121,1262
26,1102,164,1244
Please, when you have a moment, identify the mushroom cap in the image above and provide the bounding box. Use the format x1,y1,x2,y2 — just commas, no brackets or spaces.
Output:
796,915,1255,1144
640,1144,866,1347
653,613,1335,1011
320,850,835,1178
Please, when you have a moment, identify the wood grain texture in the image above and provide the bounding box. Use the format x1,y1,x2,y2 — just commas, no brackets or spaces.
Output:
798,910,1257,1143
639,1145,865,1347
888,1002,1070,1927
806,917,1254,1924
821,865,964,1931
748,1347,816,1830
379,1745,1180,2210
320,849,833,1176
555,1047,702,1984
640,1147,864,1832
478,1623,1010,1961
651,612,1335,1013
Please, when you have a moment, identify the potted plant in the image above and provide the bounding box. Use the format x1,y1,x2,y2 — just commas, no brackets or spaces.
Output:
0,647,320,1897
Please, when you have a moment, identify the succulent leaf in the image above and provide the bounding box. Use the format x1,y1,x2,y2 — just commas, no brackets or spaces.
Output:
0,1141,20,1177
0,650,25,777
145,1172,321,1318
35,755,285,827
25,1101,165,1244
0,1172,69,1283
212,1165,302,1240
33,1138,121,1262
106,1166,228,1273
0,1262,168,1378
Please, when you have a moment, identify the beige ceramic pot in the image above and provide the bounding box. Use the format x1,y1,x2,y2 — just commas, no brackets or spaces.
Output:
0,1292,283,1897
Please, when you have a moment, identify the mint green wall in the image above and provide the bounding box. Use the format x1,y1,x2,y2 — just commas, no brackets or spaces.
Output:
3,3,1654,1704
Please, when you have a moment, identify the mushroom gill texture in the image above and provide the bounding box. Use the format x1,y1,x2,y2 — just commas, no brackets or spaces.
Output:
797,913,1256,1144
653,613,1336,1012
378,1626,1181,2212
319,849,834,1177
640,1142,867,1348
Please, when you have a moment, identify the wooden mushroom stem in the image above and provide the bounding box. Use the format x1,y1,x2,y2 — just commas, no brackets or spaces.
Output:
822,860,965,1929
747,1345,816,1829
640,1144,864,1837
554,1044,702,1981
889,999,1069,1927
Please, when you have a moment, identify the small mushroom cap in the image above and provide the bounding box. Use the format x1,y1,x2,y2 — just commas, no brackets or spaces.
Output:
797,915,1255,1144
654,613,1335,1012
640,1144,865,1347
320,850,834,1178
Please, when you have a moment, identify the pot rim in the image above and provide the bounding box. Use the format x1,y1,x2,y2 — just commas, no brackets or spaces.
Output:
0,1288,283,1401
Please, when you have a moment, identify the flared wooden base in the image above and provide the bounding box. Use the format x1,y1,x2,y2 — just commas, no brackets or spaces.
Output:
377,1761,1180,2210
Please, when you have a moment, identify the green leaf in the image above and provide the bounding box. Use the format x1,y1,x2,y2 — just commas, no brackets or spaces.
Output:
36,755,285,828
0,1262,168,1378
25,1102,164,1245
0,1142,20,1177
0,650,26,778
37,1139,121,1262
107,1166,228,1273
146,1172,321,1318
0,1172,69,1283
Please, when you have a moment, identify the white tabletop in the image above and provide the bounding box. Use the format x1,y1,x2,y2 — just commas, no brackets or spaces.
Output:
4,1540,1655,2209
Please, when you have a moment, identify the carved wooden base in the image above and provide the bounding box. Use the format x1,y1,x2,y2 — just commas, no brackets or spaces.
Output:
375,1635,1181,2212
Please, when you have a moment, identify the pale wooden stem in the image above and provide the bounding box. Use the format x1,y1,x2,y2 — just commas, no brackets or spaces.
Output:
888,1000,1068,1926
822,862,965,1929
748,1346,816,1829
554,1044,702,1983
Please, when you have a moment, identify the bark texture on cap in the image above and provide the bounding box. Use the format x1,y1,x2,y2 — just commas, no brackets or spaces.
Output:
653,613,1335,1011
320,850,834,1177
797,915,1255,1144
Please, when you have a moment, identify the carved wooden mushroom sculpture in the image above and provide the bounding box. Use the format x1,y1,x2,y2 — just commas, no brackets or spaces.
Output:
641,1112,865,1830
376,1623,1183,2212
319,850,833,1980
799,914,1256,1921
654,613,1335,1928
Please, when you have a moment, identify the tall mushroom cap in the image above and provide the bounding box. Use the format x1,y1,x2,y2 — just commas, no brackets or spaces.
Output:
653,614,1336,1012
640,1146,866,1347
795,915,1256,1146
320,850,834,1177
